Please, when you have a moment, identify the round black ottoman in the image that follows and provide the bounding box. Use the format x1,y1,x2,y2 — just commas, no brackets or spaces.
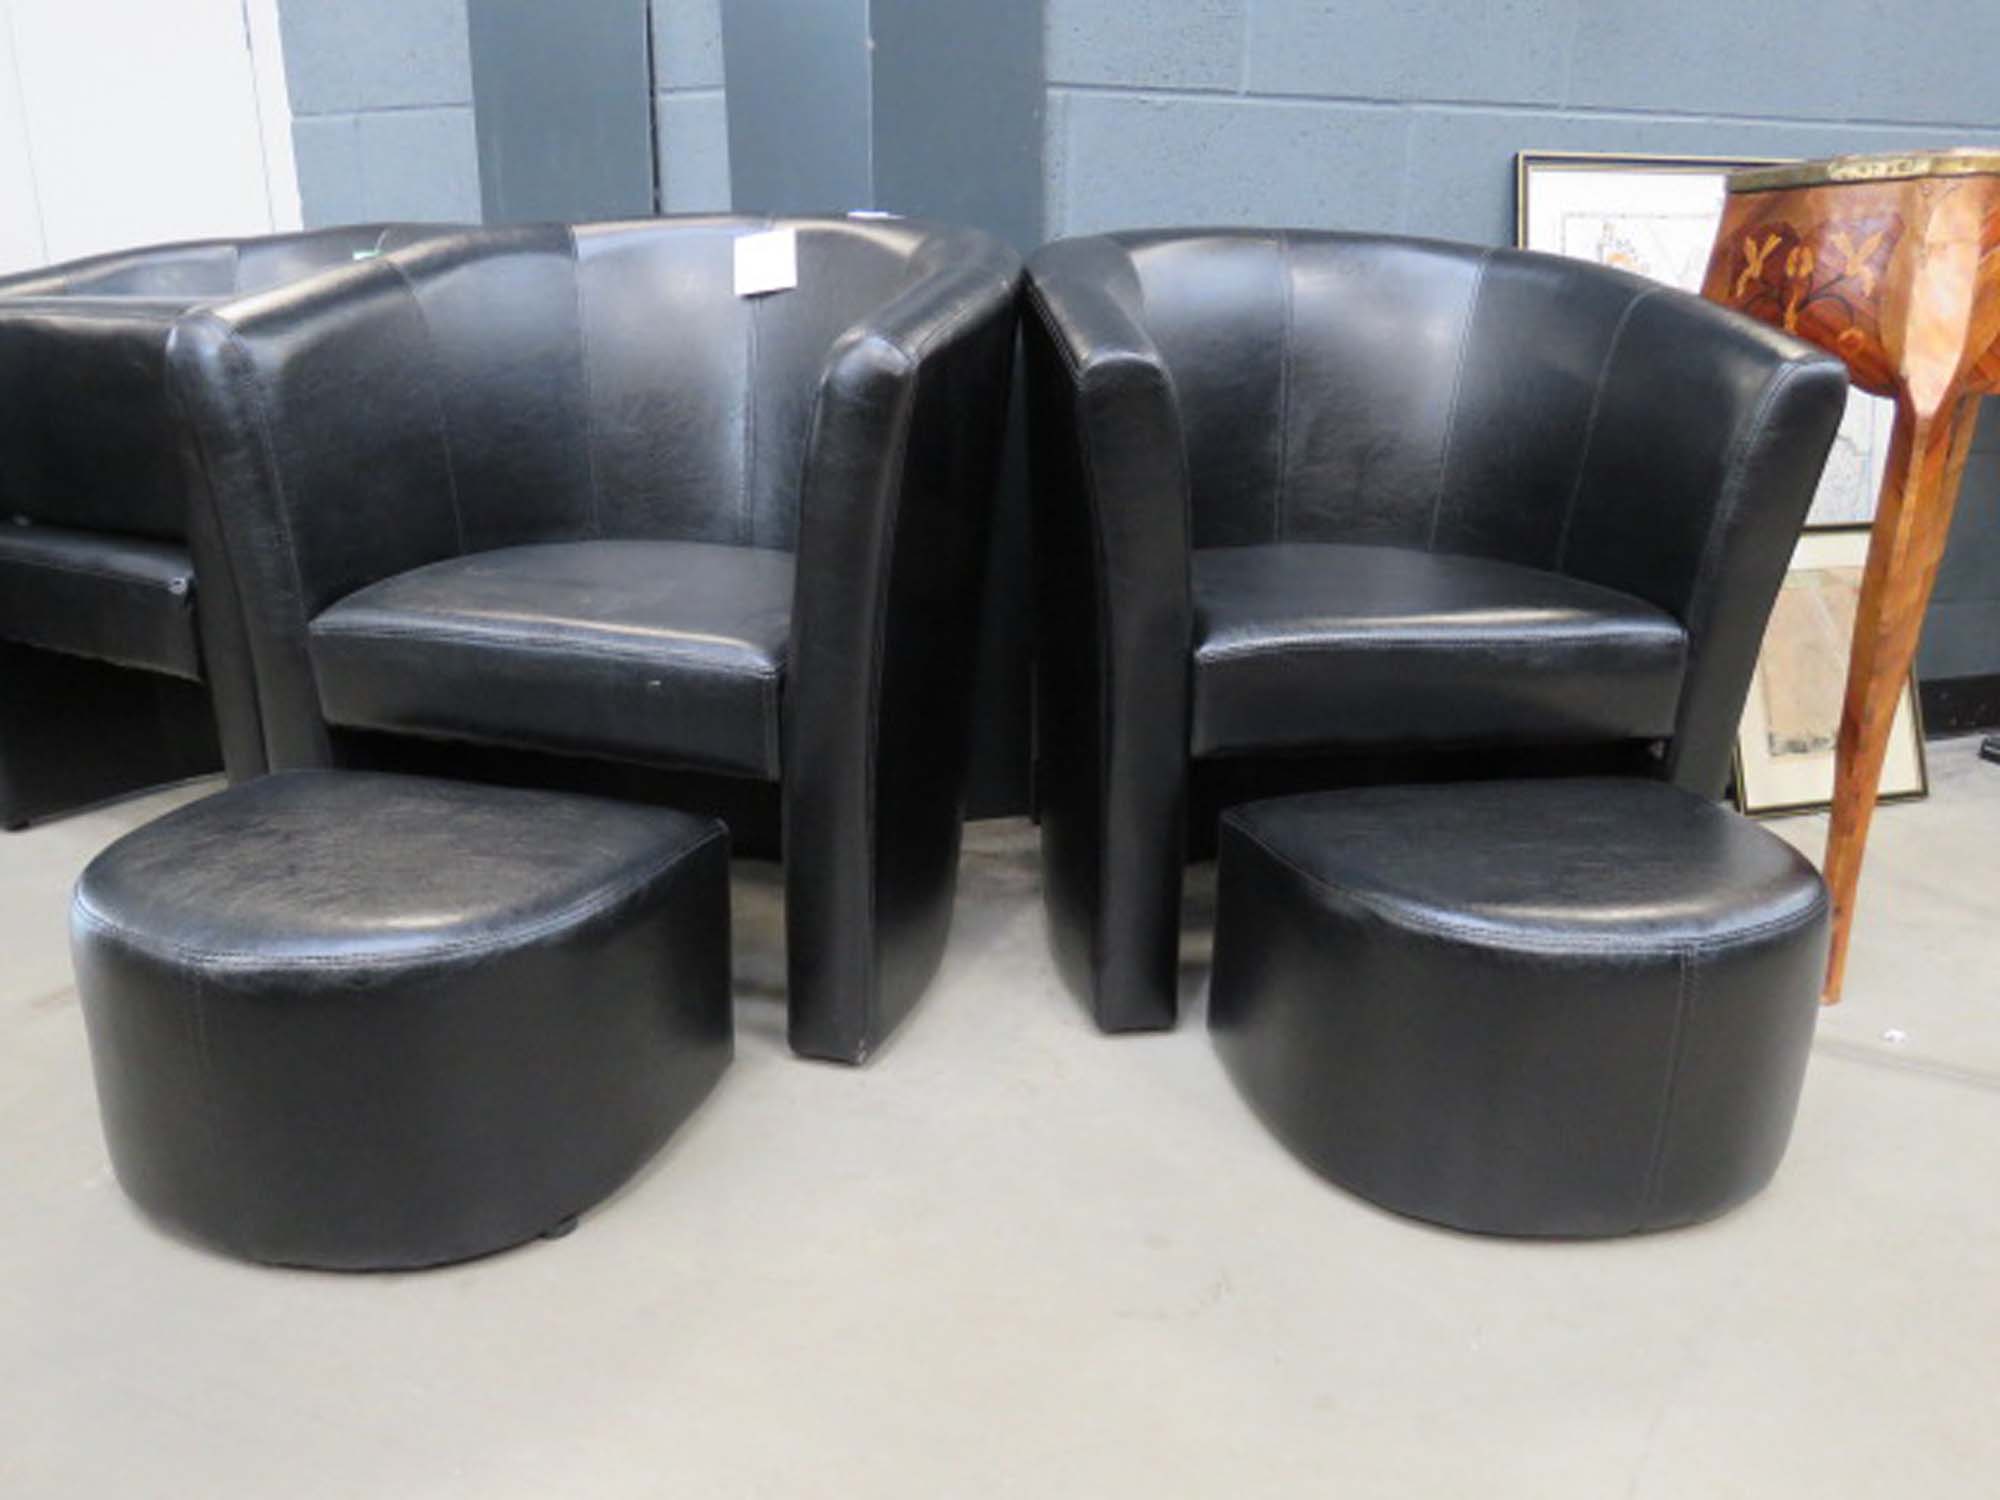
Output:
71,771,732,1269
1209,778,1828,1237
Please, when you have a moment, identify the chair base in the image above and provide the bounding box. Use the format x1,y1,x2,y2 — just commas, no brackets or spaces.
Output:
329,725,785,858
0,642,219,830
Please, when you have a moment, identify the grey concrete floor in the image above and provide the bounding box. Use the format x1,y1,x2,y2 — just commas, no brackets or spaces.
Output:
2,744,1996,1498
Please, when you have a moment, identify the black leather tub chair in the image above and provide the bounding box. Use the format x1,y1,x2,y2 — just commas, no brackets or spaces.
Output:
0,225,447,828
1024,230,1848,1033
166,217,1021,1064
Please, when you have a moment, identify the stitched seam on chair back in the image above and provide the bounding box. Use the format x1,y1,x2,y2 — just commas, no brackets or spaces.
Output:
1555,285,1659,572
384,255,466,557
742,215,771,546
1427,247,1494,552
1274,232,1294,543
566,226,607,539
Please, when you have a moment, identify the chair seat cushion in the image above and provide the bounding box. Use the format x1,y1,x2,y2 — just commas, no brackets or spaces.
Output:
1190,542,1688,758
309,540,792,779
0,523,202,679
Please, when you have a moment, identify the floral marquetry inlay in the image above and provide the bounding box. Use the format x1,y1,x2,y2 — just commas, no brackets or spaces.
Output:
1710,212,1905,395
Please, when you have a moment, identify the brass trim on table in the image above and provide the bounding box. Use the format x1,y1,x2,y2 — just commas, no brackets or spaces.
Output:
1728,149,2000,194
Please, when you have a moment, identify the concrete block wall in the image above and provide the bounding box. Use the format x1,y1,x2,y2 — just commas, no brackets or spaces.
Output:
1045,0,2000,686
1046,2,2000,242
653,0,730,212
280,0,482,227
280,1,727,225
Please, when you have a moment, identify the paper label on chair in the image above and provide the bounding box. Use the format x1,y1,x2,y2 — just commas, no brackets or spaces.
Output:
733,228,798,297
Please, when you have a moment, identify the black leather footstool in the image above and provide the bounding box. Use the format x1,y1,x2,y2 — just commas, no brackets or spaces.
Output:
71,771,732,1269
1210,779,1828,1237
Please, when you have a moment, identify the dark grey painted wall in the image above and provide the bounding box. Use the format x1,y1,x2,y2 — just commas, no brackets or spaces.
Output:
720,0,1042,242
280,0,481,226
1046,3,2000,243
1934,411,2000,683
286,1,730,224
1045,0,2000,689
654,0,730,211
720,0,873,214
871,0,1044,253
466,0,654,223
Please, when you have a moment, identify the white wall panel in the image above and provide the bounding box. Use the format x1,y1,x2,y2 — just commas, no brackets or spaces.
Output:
0,5,47,273
6,0,297,267
245,0,302,230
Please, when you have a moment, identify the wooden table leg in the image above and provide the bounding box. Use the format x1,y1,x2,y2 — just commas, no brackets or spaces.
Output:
1821,396,1979,1003
1702,155,2000,1004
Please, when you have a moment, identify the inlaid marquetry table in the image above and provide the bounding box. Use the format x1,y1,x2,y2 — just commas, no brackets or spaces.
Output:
1703,149,2000,1004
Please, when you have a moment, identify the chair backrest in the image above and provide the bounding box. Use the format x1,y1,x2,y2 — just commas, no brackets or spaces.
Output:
1110,230,1658,573
0,224,454,539
0,224,443,299
360,215,938,557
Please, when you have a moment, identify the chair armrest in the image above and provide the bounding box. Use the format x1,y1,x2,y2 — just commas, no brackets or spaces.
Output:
166,261,464,768
1022,237,1194,1026
1022,236,1192,647
0,296,270,778
782,228,1022,1060
0,298,189,537
1559,288,1849,797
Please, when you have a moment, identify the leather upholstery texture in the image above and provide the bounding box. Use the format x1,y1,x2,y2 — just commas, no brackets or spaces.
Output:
1025,230,1849,1033
72,771,733,1269
311,540,793,779
0,225,454,827
0,641,218,831
1209,779,1829,1236
0,523,201,679
166,217,1022,1063
1191,542,1687,757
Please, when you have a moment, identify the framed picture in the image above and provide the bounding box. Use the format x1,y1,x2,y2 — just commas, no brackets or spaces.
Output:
1732,526,1928,816
1516,151,1895,529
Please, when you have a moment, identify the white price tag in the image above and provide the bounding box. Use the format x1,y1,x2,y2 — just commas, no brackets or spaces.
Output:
733,227,798,297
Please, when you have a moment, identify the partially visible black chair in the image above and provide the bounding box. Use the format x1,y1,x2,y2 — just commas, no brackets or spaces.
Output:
0,225,448,828
1024,230,1849,1033
166,217,1021,1064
